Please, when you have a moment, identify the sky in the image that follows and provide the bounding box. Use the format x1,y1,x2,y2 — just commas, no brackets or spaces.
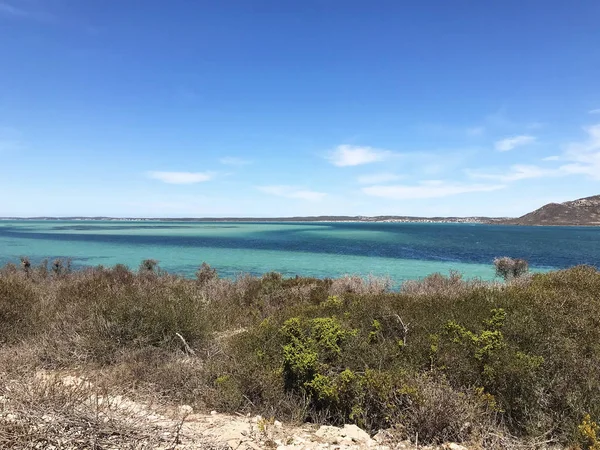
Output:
1,0,600,218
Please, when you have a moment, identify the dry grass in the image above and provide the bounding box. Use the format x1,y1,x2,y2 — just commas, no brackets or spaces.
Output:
0,373,165,449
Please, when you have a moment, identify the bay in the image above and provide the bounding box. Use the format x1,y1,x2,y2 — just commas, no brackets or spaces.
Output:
1,220,599,283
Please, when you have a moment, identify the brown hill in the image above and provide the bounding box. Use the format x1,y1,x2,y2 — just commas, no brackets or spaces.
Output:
502,194,600,226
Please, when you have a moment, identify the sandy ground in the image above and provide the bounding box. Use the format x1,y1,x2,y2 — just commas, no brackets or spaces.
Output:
0,370,472,450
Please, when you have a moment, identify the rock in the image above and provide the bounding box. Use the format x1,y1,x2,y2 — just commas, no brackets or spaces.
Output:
341,424,371,443
315,425,341,443
227,439,242,449
274,419,283,429
372,430,393,444
444,444,468,450
179,404,193,415
210,410,218,415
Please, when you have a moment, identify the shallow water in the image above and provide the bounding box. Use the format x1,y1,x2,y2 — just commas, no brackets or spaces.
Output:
1,220,599,283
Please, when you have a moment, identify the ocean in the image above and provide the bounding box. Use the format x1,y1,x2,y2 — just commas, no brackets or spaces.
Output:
1,220,599,283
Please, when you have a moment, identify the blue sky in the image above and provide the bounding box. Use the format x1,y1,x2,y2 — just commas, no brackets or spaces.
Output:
1,0,600,218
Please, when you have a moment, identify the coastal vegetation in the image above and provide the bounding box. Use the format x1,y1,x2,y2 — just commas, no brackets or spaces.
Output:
1,259,600,448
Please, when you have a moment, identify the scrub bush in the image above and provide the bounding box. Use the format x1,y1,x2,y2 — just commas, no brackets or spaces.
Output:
1,260,600,447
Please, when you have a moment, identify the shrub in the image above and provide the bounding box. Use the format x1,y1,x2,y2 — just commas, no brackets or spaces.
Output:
493,257,529,281
139,259,159,273
20,256,31,275
1,262,600,446
0,276,38,343
578,414,600,450
196,262,218,285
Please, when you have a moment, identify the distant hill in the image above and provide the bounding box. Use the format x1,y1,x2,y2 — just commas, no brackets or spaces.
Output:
502,195,600,226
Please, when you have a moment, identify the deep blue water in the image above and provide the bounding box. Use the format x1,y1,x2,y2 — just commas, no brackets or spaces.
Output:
0,220,598,282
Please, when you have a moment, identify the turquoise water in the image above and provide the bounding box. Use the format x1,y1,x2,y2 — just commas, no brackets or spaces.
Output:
1,220,599,283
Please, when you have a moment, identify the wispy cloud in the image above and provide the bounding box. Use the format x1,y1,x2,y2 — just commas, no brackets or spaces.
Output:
362,180,505,200
589,109,600,115
468,123,600,183
0,2,27,17
467,164,557,182
494,135,536,152
327,145,393,167
147,171,215,184
357,172,402,184
0,1,54,21
220,156,251,166
559,123,600,179
257,185,326,201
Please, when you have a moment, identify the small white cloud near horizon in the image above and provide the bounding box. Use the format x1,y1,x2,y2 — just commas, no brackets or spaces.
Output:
147,171,215,184
469,124,600,182
357,172,402,184
362,181,505,200
327,145,393,167
220,156,251,166
494,135,536,151
589,109,600,114
559,123,600,179
467,164,557,183
257,185,326,201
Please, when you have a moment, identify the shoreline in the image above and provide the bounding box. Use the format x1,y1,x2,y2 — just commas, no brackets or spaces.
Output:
2,217,600,226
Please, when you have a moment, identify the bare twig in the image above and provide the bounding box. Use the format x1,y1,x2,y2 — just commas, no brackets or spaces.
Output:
175,332,196,356
393,314,410,346
170,410,190,447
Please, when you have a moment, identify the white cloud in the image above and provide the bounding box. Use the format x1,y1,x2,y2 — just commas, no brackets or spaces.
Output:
467,164,557,182
147,171,215,184
257,185,326,201
220,156,251,166
589,109,600,114
0,2,26,16
327,145,393,167
357,172,402,184
0,2,53,21
559,123,600,179
362,181,505,200
468,123,600,183
494,135,536,151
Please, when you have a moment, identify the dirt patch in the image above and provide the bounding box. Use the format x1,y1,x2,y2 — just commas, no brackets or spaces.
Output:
0,370,479,450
